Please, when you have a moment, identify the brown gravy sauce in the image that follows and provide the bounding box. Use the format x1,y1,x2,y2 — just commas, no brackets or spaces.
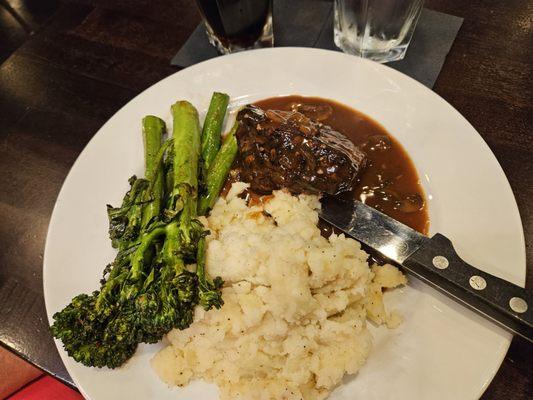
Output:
252,96,429,235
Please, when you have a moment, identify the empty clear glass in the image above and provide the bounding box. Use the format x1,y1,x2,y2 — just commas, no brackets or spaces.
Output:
334,0,424,63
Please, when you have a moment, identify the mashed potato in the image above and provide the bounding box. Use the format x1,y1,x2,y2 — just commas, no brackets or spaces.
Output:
152,183,406,400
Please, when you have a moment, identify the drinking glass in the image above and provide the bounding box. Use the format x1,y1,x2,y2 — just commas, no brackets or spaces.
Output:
195,0,274,54
334,0,424,63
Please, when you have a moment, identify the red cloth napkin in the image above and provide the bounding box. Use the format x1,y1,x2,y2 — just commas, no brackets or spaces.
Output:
8,376,84,400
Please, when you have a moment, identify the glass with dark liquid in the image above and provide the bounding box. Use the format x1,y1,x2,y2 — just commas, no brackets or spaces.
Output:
195,0,273,54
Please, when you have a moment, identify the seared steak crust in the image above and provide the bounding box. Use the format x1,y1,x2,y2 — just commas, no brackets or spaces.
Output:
234,105,366,195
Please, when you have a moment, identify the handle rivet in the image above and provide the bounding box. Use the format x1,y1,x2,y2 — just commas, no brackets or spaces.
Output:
509,297,528,313
432,255,449,269
469,275,487,290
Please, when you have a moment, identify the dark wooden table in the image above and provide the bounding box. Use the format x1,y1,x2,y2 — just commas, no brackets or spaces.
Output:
0,0,531,398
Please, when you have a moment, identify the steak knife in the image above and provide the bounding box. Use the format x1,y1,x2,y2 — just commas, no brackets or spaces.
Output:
319,196,532,343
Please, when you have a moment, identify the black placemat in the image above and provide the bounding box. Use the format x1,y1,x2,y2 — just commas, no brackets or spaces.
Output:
171,1,463,88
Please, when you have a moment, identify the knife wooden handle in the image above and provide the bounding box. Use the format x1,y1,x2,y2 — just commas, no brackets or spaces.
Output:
403,233,532,343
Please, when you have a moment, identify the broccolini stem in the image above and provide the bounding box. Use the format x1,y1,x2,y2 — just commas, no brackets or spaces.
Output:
196,236,207,284
112,177,147,251
161,222,181,266
141,116,165,228
169,101,202,251
196,236,224,310
127,225,167,285
148,138,173,186
201,92,229,180
171,101,201,210
198,121,239,215
96,263,129,313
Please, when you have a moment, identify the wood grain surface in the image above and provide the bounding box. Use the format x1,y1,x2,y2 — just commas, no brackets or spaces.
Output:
0,0,531,398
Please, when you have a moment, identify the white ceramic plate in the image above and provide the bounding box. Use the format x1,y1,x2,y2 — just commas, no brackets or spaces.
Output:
44,48,525,400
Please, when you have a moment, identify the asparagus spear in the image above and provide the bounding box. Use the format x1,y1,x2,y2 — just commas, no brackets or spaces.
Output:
198,121,239,216
201,92,229,179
